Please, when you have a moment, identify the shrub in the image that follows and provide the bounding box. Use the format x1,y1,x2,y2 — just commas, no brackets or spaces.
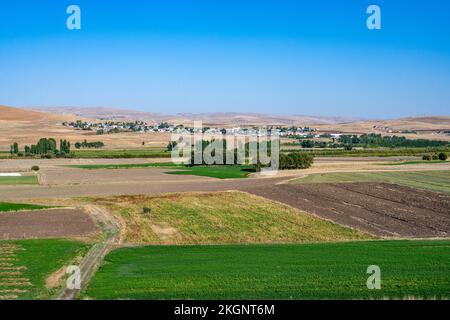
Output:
432,154,439,160
143,207,151,214
279,153,314,170
422,154,432,161
41,153,54,159
31,165,40,171
438,152,448,161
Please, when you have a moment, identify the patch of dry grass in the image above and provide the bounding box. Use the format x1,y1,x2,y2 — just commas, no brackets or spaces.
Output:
90,191,373,245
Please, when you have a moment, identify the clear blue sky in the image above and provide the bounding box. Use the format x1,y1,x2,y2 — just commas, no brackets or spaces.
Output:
1,0,449,118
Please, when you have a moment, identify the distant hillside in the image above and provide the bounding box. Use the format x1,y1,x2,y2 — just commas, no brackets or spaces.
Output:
0,105,62,121
32,106,360,126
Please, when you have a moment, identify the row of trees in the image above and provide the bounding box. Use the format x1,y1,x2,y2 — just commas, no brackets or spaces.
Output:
74,140,105,149
338,134,449,148
10,138,72,157
299,134,449,149
423,152,448,161
171,139,313,170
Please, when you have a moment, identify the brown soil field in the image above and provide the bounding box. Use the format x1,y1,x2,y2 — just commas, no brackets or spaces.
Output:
244,183,450,238
0,208,98,240
0,157,449,200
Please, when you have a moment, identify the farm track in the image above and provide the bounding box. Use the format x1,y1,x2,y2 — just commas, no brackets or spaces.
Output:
56,205,121,300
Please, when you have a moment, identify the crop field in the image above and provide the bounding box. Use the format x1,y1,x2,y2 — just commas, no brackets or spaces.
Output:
292,170,450,194
0,208,98,240
0,202,51,212
90,191,371,244
0,176,38,185
383,160,448,166
283,147,450,157
166,165,254,179
67,162,179,170
247,182,450,237
70,163,254,179
0,239,89,300
83,240,450,300
72,149,171,159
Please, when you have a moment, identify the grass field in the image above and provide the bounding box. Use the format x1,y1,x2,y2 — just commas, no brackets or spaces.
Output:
83,240,450,300
292,170,450,194
0,239,89,300
0,176,38,185
166,165,253,179
0,202,51,212
70,163,253,179
90,192,371,244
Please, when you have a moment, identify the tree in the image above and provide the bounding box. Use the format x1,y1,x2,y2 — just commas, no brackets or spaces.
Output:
167,141,178,151
438,152,448,161
279,152,314,170
13,142,19,154
60,139,71,153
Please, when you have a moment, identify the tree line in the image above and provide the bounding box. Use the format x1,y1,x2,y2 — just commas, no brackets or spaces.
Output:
300,134,449,149
10,138,72,158
170,139,313,170
75,140,105,149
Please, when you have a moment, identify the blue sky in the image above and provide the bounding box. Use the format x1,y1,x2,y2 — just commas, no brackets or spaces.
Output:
0,0,449,118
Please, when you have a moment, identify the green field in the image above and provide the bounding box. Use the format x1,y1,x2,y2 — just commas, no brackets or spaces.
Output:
67,162,179,170
282,147,450,157
83,240,450,300
91,191,370,244
73,149,171,159
0,239,89,300
0,202,51,212
70,163,253,179
0,176,38,185
167,165,253,179
292,170,450,194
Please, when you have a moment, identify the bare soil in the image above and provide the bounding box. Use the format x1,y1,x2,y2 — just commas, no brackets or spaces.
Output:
0,208,98,240
244,183,450,238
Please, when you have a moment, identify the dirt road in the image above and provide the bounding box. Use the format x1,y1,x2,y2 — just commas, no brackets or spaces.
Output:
56,205,121,300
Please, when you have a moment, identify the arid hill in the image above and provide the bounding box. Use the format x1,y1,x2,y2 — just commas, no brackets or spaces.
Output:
1,105,449,151
34,106,360,126
0,105,169,151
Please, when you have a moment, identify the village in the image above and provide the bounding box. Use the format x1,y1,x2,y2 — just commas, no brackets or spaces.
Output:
63,119,320,137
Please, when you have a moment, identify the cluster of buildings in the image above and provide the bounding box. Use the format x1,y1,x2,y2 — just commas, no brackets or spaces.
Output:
63,120,319,137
